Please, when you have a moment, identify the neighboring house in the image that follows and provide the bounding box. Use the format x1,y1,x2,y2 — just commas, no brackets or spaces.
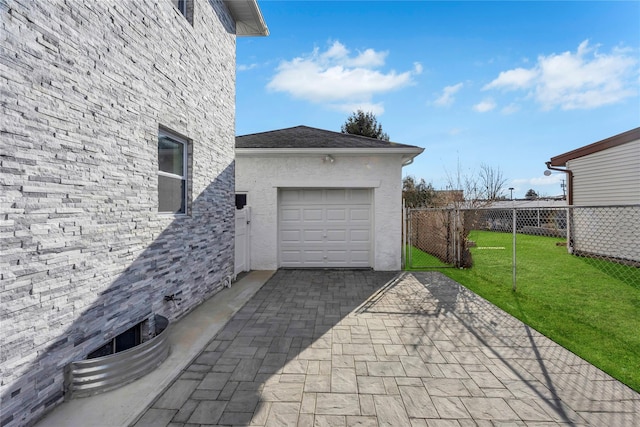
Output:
235,126,424,271
0,1,267,426
548,127,640,206
547,127,640,263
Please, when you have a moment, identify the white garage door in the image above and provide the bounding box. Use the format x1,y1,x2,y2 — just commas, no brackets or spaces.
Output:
279,188,372,268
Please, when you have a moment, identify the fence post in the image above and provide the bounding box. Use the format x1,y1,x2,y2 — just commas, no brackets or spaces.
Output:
402,201,406,270
512,208,517,292
450,208,461,267
407,209,412,268
566,206,573,255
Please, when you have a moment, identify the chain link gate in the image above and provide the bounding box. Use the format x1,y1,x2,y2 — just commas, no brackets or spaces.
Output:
404,208,461,268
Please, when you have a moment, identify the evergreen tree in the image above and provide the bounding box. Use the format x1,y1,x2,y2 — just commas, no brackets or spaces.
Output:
403,176,437,208
341,110,390,141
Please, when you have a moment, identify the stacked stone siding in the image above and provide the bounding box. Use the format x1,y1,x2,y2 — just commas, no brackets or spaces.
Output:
0,1,237,426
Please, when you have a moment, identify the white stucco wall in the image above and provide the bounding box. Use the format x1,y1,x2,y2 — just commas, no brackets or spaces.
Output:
235,153,405,271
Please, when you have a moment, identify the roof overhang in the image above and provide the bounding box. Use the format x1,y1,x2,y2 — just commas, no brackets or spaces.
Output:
549,127,640,167
223,0,269,36
236,147,424,166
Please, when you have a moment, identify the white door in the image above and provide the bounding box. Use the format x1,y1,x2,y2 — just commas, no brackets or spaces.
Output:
234,207,250,276
279,189,372,268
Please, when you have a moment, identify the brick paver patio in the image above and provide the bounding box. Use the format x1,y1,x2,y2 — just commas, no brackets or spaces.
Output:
134,270,639,426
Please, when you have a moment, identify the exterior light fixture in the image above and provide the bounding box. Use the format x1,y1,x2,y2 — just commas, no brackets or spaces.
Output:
324,155,334,163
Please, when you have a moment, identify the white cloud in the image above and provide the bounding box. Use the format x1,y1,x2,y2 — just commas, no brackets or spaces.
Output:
473,98,496,113
513,174,563,187
434,82,464,107
484,40,638,110
237,63,257,72
484,68,537,90
267,41,419,111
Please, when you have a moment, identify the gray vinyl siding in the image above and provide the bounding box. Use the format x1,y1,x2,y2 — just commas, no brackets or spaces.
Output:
571,206,640,262
568,139,640,206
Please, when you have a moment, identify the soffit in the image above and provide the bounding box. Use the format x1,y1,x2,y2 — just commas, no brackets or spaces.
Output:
223,0,269,36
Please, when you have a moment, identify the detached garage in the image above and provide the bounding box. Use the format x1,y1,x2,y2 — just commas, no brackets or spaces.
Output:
235,126,423,271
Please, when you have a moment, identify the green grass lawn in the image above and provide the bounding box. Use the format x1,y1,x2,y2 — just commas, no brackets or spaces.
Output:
405,245,453,268
407,230,640,392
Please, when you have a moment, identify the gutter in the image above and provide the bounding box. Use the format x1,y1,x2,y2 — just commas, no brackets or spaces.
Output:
236,147,424,156
236,146,425,166
402,155,417,166
545,161,573,205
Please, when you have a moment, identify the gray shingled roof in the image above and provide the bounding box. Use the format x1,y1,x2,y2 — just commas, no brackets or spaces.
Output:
236,125,421,149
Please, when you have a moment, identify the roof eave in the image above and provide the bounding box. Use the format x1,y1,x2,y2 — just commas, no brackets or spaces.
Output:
235,147,424,156
223,0,269,37
549,127,640,166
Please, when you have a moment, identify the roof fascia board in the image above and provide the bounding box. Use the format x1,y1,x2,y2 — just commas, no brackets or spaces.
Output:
236,147,424,156
222,0,269,36
549,127,640,166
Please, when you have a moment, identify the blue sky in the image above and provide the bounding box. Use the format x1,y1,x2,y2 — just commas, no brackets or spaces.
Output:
236,1,640,198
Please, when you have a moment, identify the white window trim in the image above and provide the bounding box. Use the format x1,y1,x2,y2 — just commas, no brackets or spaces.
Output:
158,129,188,216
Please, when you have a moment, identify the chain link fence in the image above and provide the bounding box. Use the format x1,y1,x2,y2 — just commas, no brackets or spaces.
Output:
404,205,640,290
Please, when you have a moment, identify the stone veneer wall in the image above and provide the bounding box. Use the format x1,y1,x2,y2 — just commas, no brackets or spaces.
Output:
0,1,236,426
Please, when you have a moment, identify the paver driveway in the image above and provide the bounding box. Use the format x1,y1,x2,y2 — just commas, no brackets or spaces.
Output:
134,270,639,426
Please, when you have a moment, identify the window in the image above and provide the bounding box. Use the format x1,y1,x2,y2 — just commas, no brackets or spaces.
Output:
158,130,187,214
87,323,142,359
235,193,247,210
171,0,193,24
174,0,186,16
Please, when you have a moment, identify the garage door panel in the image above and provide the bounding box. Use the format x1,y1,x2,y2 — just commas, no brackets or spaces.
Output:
326,230,347,242
326,189,347,202
350,189,372,203
302,189,324,202
350,229,370,242
281,190,302,203
326,250,348,261
303,230,324,242
281,230,301,243
303,209,323,221
350,250,370,262
302,250,324,263
281,208,301,222
279,188,372,268
326,208,346,221
350,208,371,221
281,250,302,264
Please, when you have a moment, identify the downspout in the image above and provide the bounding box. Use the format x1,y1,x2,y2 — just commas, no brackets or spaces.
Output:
546,161,574,255
545,161,573,205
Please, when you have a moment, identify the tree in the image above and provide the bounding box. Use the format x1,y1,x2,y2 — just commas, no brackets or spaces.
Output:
478,163,507,200
440,162,509,268
403,176,437,208
341,110,390,141
444,161,507,206
525,189,538,200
